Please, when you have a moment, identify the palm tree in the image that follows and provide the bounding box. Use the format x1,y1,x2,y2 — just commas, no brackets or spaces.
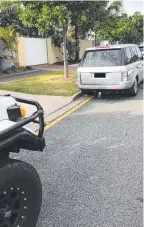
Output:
0,25,17,66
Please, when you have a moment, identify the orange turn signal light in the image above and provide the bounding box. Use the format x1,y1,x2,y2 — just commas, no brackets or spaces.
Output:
20,106,26,118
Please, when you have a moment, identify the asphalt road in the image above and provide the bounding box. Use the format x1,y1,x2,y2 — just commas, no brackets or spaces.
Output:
12,87,143,227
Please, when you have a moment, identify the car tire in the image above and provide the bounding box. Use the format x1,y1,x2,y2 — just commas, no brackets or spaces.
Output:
0,159,42,227
128,78,138,96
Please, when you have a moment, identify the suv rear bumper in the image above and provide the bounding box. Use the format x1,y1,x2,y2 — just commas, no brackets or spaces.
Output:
77,81,133,90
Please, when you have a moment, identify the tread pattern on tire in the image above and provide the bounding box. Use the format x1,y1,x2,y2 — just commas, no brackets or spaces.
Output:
0,159,42,227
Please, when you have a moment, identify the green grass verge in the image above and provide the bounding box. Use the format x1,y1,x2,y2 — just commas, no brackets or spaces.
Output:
0,72,79,96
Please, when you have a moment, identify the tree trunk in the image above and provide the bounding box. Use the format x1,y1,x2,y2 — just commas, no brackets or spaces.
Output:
74,25,79,62
63,28,69,78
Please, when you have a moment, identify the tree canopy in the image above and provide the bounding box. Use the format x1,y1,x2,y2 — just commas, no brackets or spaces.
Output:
0,1,39,37
97,12,143,44
14,0,110,76
0,0,143,73
0,24,17,65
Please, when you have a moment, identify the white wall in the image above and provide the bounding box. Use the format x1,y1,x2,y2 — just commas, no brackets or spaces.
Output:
100,40,109,45
24,38,48,66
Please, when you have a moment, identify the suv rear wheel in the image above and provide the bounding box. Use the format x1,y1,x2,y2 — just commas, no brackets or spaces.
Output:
0,159,42,227
128,78,138,96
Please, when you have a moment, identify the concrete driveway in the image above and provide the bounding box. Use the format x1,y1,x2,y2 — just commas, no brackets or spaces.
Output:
11,87,143,227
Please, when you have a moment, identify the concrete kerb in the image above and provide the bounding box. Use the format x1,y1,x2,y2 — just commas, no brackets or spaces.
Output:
0,89,84,132
29,92,84,132
0,69,39,78
72,91,83,101
29,95,86,131
43,92,83,118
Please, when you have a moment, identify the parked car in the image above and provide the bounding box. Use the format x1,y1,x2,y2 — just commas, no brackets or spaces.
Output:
77,44,143,96
0,95,45,227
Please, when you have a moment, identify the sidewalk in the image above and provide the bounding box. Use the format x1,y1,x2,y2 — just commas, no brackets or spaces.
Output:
0,65,77,83
0,90,76,118
0,70,51,83
33,64,77,73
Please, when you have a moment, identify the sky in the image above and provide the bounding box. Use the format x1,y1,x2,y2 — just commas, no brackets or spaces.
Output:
122,0,143,15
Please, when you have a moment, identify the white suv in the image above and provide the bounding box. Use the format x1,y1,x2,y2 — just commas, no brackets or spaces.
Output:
77,44,143,96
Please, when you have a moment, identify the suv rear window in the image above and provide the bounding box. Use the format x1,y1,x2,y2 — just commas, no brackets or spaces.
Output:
81,49,122,67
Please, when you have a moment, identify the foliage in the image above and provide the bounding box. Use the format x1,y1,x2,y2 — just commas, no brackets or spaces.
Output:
0,25,18,64
17,1,109,62
49,1,109,61
2,1,142,65
97,12,143,44
2,1,110,63
68,1,108,60
0,1,40,37
93,0,123,44
0,1,18,27
51,31,76,61
18,2,71,34
108,0,122,14
67,40,77,61
51,31,63,54
17,2,72,78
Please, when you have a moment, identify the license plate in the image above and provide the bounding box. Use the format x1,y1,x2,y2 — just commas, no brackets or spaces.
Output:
94,73,106,78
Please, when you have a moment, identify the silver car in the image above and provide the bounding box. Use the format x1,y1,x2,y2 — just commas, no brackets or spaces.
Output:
77,44,143,96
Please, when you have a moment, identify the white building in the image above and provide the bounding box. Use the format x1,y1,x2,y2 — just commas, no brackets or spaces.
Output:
110,0,125,16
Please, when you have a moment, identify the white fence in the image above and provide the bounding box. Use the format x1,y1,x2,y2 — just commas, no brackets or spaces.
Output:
17,37,93,66
24,38,48,66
